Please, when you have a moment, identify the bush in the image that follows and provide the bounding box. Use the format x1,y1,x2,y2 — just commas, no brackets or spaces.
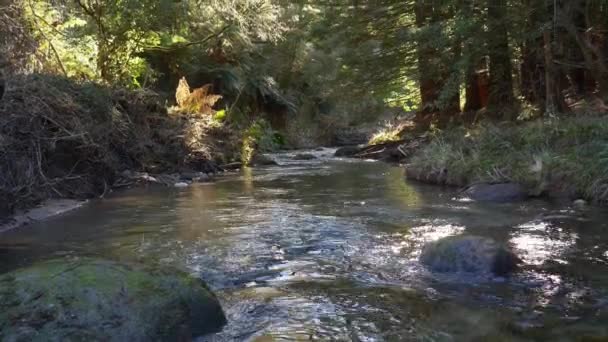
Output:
240,118,284,164
368,122,408,145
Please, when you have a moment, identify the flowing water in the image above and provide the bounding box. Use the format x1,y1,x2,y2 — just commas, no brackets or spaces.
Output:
2,149,608,341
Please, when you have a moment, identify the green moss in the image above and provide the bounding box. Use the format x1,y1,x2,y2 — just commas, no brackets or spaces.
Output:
409,117,608,202
0,258,226,341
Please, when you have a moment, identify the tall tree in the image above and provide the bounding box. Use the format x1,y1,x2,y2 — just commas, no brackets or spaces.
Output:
486,0,516,119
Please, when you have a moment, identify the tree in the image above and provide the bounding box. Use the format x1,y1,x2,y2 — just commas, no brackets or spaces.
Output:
486,0,516,119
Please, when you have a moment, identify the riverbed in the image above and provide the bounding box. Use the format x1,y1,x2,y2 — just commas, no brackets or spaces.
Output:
1,149,608,341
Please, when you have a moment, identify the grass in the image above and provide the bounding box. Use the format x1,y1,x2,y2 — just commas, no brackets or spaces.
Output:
408,116,608,202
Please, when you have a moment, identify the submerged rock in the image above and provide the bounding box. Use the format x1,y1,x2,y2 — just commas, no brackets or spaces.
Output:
0,258,226,341
292,153,316,161
334,146,363,157
463,183,527,203
220,162,243,171
249,154,278,166
420,235,519,276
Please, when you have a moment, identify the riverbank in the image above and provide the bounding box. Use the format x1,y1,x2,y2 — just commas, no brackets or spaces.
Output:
407,117,608,203
342,116,608,204
0,74,240,223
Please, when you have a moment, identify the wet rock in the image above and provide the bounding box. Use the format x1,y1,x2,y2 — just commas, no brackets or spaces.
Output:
463,183,527,203
180,171,201,181
0,258,226,341
315,147,324,151
220,162,243,171
420,235,519,276
180,171,210,183
174,182,189,188
292,153,316,161
573,199,587,209
249,154,278,166
334,146,363,157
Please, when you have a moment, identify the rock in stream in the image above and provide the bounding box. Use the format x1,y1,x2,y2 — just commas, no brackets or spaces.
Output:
0,258,226,341
420,235,520,276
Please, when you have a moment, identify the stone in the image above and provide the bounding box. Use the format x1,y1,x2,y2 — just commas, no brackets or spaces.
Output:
174,182,189,188
292,153,316,161
220,162,243,171
0,258,226,341
463,183,527,203
249,154,278,166
179,171,201,181
573,199,587,209
334,146,363,157
420,235,519,276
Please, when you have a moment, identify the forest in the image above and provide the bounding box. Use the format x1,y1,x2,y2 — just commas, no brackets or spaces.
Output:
2,0,608,216
4,1,608,341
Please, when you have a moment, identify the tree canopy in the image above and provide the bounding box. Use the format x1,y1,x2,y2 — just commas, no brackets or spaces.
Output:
2,0,608,126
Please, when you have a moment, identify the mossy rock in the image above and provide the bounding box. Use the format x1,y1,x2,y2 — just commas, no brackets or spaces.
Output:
420,235,520,276
0,258,226,341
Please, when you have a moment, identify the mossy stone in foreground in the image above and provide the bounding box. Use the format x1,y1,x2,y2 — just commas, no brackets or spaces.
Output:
0,258,226,341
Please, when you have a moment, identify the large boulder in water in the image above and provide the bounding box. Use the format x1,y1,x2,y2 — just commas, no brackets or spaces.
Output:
420,235,519,276
0,258,226,341
248,153,278,166
463,183,527,203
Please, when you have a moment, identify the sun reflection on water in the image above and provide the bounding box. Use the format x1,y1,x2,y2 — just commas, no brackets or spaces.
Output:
511,221,578,266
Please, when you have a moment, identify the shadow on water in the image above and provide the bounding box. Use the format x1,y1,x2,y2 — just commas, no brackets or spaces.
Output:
2,148,608,340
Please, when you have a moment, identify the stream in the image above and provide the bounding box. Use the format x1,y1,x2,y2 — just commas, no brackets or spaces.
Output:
2,149,608,341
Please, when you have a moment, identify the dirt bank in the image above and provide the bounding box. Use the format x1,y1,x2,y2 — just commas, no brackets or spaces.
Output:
0,74,240,221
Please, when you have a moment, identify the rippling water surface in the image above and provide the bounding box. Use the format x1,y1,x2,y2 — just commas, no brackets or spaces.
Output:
2,149,608,341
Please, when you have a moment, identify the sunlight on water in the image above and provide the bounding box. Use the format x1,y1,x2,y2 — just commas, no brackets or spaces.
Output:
511,221,577,265
2,154,608,341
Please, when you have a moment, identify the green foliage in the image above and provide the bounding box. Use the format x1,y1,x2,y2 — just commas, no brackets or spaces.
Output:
368,122,407,145
213,109,227,122
240,118,283,164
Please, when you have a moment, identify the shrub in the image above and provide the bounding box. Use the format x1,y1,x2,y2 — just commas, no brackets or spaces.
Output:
240,118,284,164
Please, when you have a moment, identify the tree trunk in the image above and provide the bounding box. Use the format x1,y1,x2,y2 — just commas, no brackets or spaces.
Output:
543,29,557,115
464,58,488,112
415,0,441,114
486,0,516,120
520,0,546,107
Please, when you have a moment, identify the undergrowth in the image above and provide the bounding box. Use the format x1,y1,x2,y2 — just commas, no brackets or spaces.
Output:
409,116,608,202
368,122,408,145
0,74,234,217
241,118,284,165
